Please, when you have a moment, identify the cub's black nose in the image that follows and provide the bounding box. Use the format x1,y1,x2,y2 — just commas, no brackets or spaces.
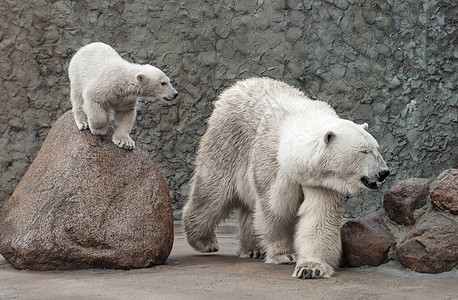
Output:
379,169,390,181
173,92,179,99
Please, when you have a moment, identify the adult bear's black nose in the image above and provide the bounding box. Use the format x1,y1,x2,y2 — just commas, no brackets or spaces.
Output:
173,92,179,99
378,169,390,181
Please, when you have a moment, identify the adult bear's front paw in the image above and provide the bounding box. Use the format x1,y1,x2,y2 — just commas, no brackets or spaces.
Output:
113,135,135,150
292,261,334,279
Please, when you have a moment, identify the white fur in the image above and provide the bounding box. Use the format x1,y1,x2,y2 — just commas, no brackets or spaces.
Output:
182,77,389,279
68,42,178,149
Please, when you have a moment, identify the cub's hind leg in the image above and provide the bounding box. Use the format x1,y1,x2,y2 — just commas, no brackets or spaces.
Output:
70,83,88,130
83,99,109,136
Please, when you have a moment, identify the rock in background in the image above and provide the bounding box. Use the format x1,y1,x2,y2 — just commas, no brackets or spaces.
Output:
0,0,457,219
430,169,458,215
342,169,458,274
0,111,174,270
341,209,394,267
382,178,430,226
396,212,457,273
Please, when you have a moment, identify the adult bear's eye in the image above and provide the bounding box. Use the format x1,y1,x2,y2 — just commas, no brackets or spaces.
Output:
361,150,369,154
161,82,166,86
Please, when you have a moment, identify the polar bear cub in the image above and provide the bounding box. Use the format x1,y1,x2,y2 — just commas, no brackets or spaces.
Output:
182,77,390,279
68,42,178,149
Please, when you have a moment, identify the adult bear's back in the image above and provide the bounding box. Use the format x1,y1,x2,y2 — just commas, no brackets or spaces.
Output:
196,77,307,184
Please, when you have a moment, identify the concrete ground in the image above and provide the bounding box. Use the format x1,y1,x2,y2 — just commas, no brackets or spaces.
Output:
1,222,457,300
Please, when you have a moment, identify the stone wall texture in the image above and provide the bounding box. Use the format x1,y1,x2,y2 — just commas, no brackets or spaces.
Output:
1,0,457,219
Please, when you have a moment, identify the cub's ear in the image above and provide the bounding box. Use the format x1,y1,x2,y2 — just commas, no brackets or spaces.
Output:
324,131,335,144
360,123,368,130
136,73,145,83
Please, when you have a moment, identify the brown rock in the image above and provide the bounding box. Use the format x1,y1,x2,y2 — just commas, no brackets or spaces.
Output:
0,111,174,270
341,209,395,267
430,169,458,215
383,178,430,225
396,213,458,273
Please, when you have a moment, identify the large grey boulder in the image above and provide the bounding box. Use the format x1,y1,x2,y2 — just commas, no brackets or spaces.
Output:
0,111,174,270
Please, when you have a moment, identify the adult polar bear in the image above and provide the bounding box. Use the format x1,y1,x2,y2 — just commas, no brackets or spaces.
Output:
182,77,390,279
68,42,178,149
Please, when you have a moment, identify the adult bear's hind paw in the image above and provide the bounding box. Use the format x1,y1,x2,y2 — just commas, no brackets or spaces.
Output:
238,248,266,259
265,253,296,264
189,237,219,253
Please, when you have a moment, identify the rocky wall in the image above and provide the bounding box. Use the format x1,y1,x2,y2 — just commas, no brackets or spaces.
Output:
1,0,456,219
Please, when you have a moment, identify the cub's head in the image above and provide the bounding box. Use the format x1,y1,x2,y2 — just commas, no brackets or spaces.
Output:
279,118,389,195
136,65,178,101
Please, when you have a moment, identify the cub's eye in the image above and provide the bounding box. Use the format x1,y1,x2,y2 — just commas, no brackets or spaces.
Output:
161,82,166,86
361,150,369,154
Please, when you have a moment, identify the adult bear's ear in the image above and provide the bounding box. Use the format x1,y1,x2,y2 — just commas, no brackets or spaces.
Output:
360,123,368,130
324,131,335,144
136,73,145,83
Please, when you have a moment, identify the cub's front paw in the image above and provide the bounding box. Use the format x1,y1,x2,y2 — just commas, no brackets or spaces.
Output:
292,261,334,279
113,135,135,150
75,120,89,130
265,253,296,264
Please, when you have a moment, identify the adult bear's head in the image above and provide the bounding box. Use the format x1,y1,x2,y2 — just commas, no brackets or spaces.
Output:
278,117,389,195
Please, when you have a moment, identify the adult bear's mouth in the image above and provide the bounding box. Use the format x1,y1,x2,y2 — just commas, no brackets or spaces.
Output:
361,176,379,189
